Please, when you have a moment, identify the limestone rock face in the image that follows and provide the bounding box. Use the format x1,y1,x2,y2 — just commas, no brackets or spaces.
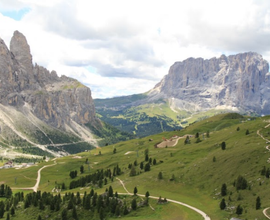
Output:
0,30,100,131
149,52,270,115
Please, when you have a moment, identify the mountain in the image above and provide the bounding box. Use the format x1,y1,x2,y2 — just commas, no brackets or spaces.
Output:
0,31,132,158
149,52,270,114
95,52,270,136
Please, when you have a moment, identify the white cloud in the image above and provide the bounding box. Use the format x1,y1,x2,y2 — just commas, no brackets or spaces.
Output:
0,0,269,98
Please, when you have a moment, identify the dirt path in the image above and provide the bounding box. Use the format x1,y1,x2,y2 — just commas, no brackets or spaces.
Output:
12,162,57,192
257,124,270,219
116,177,210,220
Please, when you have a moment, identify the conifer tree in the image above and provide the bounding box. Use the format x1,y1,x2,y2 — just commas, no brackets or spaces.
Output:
108,186,113,197
256,196,261,210
10,206,15,216
236,205,243,216
221,183,227,196
61,208,68,220
131,198,137,210
221,141,226,150
130,165,136,177
72,206,78,220
134,187,138,195
140,161,144,169
158,172,163,180
220,198,226,210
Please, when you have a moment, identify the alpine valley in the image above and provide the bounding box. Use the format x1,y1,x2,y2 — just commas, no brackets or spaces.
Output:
1,31,270,220
95,51,270,137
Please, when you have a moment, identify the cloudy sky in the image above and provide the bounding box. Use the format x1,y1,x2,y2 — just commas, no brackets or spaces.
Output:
0,0,269,98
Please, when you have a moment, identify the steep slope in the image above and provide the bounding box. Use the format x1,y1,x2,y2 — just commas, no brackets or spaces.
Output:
3,113,270,220
0,31,103,157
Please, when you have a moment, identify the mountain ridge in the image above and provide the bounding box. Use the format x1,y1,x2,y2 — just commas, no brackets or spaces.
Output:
95,52,270,137
0,31,102,157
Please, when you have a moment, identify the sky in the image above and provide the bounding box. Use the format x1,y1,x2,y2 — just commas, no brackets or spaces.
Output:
0,0,269,98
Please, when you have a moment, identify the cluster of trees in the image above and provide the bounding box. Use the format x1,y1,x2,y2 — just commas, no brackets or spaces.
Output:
220,174,261,217
8,186,147,220
0,184,12,198
69,166,121,190
0,191,23,218
184,131,210,145
260,166,270,178
69,170,78,179
234,175,248,190
128,151,159,177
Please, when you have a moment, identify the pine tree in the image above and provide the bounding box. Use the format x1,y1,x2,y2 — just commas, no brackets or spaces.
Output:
256,196,261,210
99,206,104,220
10,206,15,216
236,205,243,216
131,198,137,210
80,165,84,174
37,215,42,220
221,183,227,196
145,154,149,162
261,166,266,176
184,135,190,144
72,206,78,220
220,198,226,210
61,208,68,220
246,129,250,135
0,201,4,218
129,165,136,177
140,161,144,169
158,172,163,180
144,163,150,172
108,186,113,197
235,175,248,190
145,191,150,198
134,187,138,195
221,141,226,150
6,213,10,220
266,168,270,178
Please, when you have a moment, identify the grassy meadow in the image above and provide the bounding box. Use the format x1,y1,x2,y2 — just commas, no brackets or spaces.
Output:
2,113,270,219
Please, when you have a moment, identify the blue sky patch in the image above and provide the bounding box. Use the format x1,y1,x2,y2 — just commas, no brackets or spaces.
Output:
1,8,30,21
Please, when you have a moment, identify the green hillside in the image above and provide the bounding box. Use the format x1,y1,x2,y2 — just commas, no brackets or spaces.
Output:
94,95,233,138
2,113,270,219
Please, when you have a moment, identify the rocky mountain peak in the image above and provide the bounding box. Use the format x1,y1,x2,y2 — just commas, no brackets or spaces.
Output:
0,31,101,151
10,30,33,75
149,52,270,115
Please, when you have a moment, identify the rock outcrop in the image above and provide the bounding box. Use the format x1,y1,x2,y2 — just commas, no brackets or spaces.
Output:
149,52,270,115
0,31,100,156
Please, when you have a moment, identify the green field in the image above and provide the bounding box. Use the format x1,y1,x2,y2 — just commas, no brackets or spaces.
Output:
2,113,270,219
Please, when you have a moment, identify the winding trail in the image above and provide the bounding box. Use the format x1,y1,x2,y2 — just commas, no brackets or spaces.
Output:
12,162,57,192
257,124,270,219
116,177,211,220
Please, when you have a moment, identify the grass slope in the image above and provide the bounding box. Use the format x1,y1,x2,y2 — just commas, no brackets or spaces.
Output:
3,113,270,220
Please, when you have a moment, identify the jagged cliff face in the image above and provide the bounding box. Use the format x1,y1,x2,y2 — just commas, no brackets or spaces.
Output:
149,52,270,115
0,30,98,128
0,31,100,156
